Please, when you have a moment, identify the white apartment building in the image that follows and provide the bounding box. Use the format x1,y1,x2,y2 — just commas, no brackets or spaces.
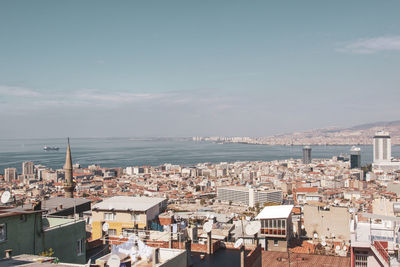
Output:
4,168,17,182
217,186,282,207
373,131,400,171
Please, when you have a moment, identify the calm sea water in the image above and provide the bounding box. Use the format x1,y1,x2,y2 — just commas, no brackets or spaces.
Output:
0,138,399,172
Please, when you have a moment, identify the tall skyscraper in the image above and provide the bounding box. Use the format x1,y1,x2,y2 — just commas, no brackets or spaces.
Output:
22,161,34,176
63,138,75,198
350,146,361,169
302,146,312,164
4,168,17,182
373,131,391,164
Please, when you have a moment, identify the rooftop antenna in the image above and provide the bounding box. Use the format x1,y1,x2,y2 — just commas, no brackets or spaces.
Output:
203,221,212,233
245,221,261,236
234,238,244,248
1,191,11,205
102,222,109,233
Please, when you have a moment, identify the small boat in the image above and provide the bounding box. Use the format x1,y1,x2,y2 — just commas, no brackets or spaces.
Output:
43,146,59,151
200,254,205,260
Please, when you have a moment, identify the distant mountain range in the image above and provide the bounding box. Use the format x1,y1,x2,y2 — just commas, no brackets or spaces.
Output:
265,120,400,145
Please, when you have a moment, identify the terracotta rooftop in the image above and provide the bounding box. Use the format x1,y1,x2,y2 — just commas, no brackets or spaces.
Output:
296,187,319,193
262,251,350,267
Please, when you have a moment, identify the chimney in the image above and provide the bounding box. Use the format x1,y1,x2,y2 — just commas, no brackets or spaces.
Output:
152,247,160,266
240,245,245,267
33,201,41,211
5,249,12,259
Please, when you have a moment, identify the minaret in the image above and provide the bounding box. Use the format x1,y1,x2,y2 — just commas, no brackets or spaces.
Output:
63,138,75,198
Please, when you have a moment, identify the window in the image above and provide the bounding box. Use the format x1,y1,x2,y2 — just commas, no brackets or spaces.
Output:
104,213,115,221
122,228,135,237
108,229,117,236
76,239,84,255
274,240,279,246
355,254,368,267
0,224,6,242
132,213,140,222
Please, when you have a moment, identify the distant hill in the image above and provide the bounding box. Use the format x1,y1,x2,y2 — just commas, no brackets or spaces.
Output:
261,120,400,145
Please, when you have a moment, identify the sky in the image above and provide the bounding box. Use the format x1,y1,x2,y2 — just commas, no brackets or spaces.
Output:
1,1,400,138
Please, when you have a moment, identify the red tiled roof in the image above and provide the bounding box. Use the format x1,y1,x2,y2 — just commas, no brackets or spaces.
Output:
262,251,350,267
296,187,319,193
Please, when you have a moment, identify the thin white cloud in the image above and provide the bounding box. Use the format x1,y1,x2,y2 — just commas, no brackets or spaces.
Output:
0,85,41,97
74,90,166,104
339,36,400,54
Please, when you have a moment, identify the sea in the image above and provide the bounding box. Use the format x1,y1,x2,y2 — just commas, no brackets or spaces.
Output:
1,137,399,172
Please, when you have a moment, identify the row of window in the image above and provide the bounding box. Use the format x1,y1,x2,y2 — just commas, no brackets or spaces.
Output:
106,228,138,237
261,219,286,229
261,219,287,236
104,213,141,221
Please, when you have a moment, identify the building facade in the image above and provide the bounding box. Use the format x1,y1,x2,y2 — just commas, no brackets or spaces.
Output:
350,146,361,169
256,205,293,252
0,208,86,264
91,196,167,240
4,168,17,182
217,186,282,208
302,146,312,164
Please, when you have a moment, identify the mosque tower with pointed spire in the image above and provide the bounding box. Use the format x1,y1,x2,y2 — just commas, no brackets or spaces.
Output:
63,138,75,198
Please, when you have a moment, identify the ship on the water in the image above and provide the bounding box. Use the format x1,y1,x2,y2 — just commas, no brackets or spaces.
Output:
43,146,59,151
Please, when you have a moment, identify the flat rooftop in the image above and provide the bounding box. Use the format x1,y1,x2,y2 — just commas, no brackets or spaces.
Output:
43,197,91,211
218,186,280,192
256,205,293,219
261,251,350,267
0,254,84,267
93,196,166,212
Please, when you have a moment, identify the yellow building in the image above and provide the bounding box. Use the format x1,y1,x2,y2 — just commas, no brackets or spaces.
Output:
91,196,167,240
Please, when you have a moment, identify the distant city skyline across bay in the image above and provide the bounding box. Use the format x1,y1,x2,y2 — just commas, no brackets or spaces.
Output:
2,137,400,172
1,1,400,138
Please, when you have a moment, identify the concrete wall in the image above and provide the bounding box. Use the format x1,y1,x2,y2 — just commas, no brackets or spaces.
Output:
158,249,187,267
265,239,287,252
43,220,86,264
0,212,43,258
245,245,262,267
303,205,350,241
0,213,86,264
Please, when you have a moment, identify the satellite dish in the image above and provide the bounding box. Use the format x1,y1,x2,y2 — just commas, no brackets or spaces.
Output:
313,233,318,239
321,241,327,247
301,225,305,229
343,246,347,251
245,221,261,236
203,221,212,233
107,254,120,267
335,245,341,251
234,238,244,248
1,191,11,204
102,223,109,232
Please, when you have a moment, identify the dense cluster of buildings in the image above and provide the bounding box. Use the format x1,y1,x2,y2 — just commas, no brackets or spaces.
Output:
0,131,400,266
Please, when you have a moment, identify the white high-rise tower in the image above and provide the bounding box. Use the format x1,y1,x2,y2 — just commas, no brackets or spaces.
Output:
373,131,391,164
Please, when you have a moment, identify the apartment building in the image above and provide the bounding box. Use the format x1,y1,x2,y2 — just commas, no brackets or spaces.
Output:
91,196,167,239
217,186,282,207
256,205,293,252
0,207,86,264
4,168,17,182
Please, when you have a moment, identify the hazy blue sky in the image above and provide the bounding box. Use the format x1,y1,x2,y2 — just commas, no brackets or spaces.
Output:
1,1,400,138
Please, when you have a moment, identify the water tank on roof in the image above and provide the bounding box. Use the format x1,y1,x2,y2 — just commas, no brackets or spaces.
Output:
393,203,400,214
